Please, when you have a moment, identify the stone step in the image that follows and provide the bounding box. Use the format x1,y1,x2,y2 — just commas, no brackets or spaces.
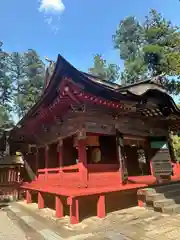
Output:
154,196,180,208
146,193,165,203
137,188,156,196
162,204,180,214
138,182,180,198
138,182,180,215
146,189,180,203
154,183,180,193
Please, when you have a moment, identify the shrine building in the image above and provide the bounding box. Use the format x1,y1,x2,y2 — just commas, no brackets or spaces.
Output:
8,55,180,224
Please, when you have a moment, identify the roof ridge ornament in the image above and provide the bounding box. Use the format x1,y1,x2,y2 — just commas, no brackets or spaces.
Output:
44,57,56,90
151,75,166,88
45,56,55,64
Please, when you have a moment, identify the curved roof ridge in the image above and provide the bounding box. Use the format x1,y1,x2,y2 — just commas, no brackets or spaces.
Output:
14,55,180,128
81,71,121,89
118,77,167,91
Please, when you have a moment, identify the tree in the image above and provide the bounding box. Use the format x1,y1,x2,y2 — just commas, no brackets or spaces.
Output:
13,49,45,117
8,52,25,118
89,54,120,82
113,9,180,93
0,41,13,130
172,134,180,162
0,105,13,130
113,17,142,61
143,10,180,77
120,57,148,85
0,45,46,123
0,42,12,109
171,104,180,162
113,17,148,85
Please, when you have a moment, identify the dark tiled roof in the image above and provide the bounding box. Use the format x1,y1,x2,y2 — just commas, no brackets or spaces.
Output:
13,54,180,127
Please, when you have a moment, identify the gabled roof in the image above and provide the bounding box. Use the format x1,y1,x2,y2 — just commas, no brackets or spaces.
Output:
8,54,180,145
14,54,180,128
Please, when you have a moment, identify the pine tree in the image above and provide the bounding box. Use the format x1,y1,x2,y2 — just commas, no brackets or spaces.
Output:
89,54,120,82
113,9,180,93
172,134,180,162
16,49,45,117
0,41,13,128
0,42,12,108
9,52,25,118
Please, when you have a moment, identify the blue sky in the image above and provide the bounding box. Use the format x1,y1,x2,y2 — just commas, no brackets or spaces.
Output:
1,0,180,73
0,0,180,105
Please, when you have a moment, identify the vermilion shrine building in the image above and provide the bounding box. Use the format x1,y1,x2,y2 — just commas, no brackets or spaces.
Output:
9,55,180,224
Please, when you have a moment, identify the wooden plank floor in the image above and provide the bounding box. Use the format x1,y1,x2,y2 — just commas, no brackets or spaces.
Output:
21,174,180,197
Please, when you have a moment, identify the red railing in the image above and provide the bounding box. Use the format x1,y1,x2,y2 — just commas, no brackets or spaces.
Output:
38,168,61,174
36,165,80,186
38,164,80,175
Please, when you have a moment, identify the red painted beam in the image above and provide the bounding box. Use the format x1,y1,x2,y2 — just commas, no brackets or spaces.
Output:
57,140,63,168
45,146,49,169
97,195,106,218
26,190,32,204
38,192,44,209
68,197,79,224
78,138,88,187
35,149,39,176
55,196,64,218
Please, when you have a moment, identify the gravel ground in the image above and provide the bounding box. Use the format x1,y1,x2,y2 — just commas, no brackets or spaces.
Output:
0,210,27,240
2,201,180,240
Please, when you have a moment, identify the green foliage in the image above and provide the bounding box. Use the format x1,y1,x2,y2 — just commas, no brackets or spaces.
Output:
0,105,13,130
171,104,180,162
89,54,120,82
113,9,180,93
9,49,45,118
172,134,180,162
121,56,148,85
0,42,14,130
9,52,25,118
113,17,142,61
15,49,45,117
0,42,13,108
143,9,180,77
0,42,45,124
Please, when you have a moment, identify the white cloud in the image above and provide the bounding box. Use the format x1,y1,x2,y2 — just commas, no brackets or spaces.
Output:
38,0,64,34
45,17,53,25
39,0,65,13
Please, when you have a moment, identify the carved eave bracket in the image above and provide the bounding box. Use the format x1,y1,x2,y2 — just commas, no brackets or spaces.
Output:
77,128,87,140
70,104,86,113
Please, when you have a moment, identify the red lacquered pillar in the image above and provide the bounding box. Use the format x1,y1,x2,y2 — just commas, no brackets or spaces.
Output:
138,198,144,207
97,195,106,218
38,192,44,209
77,129,88,187
68,197,79,224
45,145,49,169
55,196,64,218
26,190,32,204
57,139,63,168
35,147,39,176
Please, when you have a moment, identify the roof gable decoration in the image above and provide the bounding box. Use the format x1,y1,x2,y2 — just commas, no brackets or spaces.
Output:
44,57,56,90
